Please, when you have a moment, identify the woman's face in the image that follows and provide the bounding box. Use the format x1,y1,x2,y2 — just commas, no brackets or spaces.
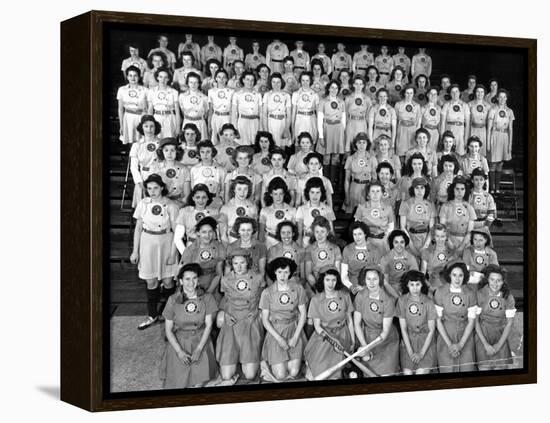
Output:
307,158,321,173
381,46,388,55
209,63,219,77
427,89,438,103
487,272,504,293
238,223,253,241
259,136,270,151
314,225,329,242
157,71,170,86
411,158,424,173
468,141,481,155
127,70,139,84
280,225,294,244
284,60,294,72
275,266,291,283
188,76,199,91
454,183,466,200
328,83,339,97
221,129,236,143
184,128,197,143
318,44,325,53
234,62,244,76
271,153,284,169
353,78,365,92
475,87,485,100
308,187,322,203
434,228,447,245
367,69,378,81
192,190,209,208
151,55,163,69
472,175,485,190
368,185,383,202
199,147,213,162
232,255,248,275
394,69,404,81
416,132,429,148
417,76,427,88
271,77,282,91
259,67,270,79
443,161,455,174
405,88,414,101
337,43,345,52
324,273,338,292
450,87,460,100
236,152,250,168
243,74,255,89
473,233,488,250
300,74,311,88
182,55,193,68
215,72,228,87
498,92,508,106
234,183,249,200
407,280,423,296
312,64,322,76
162,144,177,161
129,47,139,57
468,78,476,89
441,78,450,89
356,138,368,151
229,37,237,44
180,270,198,292
198,224,215,243
252,42,260,51
449,266,464,289
142,121,156,136
352,228,366,244
340,72,350,84
443,136,455,151
414,185,426,199
378,167,392,184
490,81,498,91
146,182,162,198
299,137,312,152
271,188,285,205
378,138,389,153
364,270,380,291
392,235,406,253
377,91,388,104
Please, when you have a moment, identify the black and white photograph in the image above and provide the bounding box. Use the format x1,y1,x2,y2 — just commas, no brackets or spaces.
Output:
105,19,529,395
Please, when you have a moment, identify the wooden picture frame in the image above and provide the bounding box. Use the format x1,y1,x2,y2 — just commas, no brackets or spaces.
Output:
61,10,537,412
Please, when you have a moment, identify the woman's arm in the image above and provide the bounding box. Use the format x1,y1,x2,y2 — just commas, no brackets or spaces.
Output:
495,317,515,352
508,120,514,157
423,217,435,249
118,100,125,137
261,309,288,349
174,224,186,255
474,318,494,354
384,276,400,299
436,317,454,350
261,94,269,131
398,317,415,357
130,218,143,264
175,100,182,136
258,214,267,243
340,262,353,290
353,311,368,347
206,262,224,294
305,260,316,288
390,112,397,149
347,312,355,348
289,304,307,347
457,317,476,352
419,319,436,359
344,169,351,206
165,320,190,364
367,108,375,143
191,314,215,363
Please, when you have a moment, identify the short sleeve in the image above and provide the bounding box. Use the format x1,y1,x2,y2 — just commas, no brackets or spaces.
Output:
408,255,419,270
204,293,219,315
383,296,396,318
344,156,352,171
433,288,444,307
343,292,354,313
307,296,321,320
259,289,271,311
129,143,139,159
116,87,124,101
509,108,515,121
162,295,176,321
296,284,307,306
181,247,194,265
398,200,410,217
175,208,185,225
295,206,304,222
257,243,268,259
133,200,145,220
488,249,499,265
379,255,389,274
425,298,437,321
333,245,342,262
505,295,517,318
439,203,449,222
395,296,406,318
353,291,364,314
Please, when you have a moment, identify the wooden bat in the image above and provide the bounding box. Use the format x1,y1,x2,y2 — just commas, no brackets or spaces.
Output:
321,332,378,378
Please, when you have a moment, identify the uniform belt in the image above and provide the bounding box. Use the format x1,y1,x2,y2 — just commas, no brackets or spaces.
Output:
297,110,315,116
446,121,464,126
475,217,487,222
358,67,369,70
449,230,467,237
350,115,366,120
494,127,509,133
379,71,390,75
267,232,278,239
124,108,143,115
326,119,341,125
423,123,438,130
214,111,230,116
294,66,305,69
471,123,486,128
271,316,296,324
184,115,203,121
400,120,416,127
154,110,175,115
409,227,429,234
369,232,385,239
271,59,283,63
352,178,369,184
240,114,259,120
268,113,285,120
143,228,171,235
177,325,205,334
141,166,150,171
375,124,391,130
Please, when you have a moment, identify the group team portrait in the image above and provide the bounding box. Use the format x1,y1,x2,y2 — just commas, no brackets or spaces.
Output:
106,26,527,393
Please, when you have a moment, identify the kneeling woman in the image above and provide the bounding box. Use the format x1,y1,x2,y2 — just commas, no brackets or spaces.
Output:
396,270,437,375
353,266,400,376
304,268,355,380
260,257,308,380
216,249,265,381
160,263,218,389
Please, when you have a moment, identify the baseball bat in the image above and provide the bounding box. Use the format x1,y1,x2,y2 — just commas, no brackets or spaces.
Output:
120,154,131,210
321,332,378,378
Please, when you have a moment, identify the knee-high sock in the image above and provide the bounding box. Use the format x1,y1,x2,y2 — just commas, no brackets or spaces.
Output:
489,171,496,192
158,285,176,314
146,286,160,318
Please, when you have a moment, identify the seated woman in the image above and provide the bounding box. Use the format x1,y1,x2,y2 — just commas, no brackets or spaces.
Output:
377,162,400,212
261,147,297,207
179,123,201,169
431,154,460,208
380,229,419,299
219,175,258,244
295,152,334,208
224,145,262,205
153,137,191,207
226,217,267,279
189,140,226,209
420,223,457,294
461,136,489,179
304,267,355,380
398,152,430,202
160,263,218,388
462,226,499,287
216,249,265,382
287,132,318,179
259,177,297,249
215,123,240,172
405,128,437,177
267,221,306,284
260,257,308,381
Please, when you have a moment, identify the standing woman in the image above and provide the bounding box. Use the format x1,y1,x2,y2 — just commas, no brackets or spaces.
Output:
420,223,457,294
439,176,477,255
405,128,438,177
353,44,374,76
377,162,400,211
179,123,201,169
468,84,491,156
129,115,161,208
374,46,394,86
353,266,400,376
311,43,332,77
310,59,330,96
487,89,515,193
304,268,355,380
153,137,190,206
222,36,244,76
411,48,432,80
432,154,461,207
216,249,265,382
421,87,442,152
130,174,179,330
251,131,275,175
343,133,378,214
260,257,307,381
386,66,407,106
434,261,478,373
147,67,181,138
224,145,262,204
331,43,353,79
345,75,372,153
292,72,320,144
254,64,271,97
469,168,497,228
397,270,437,375
354,181,395,254
413,74,429,106
117,65,148,145
436,131,461,166
375,135,402,180
461,136,489,179
281,56,300,94
259,177,297,249
231,70,262,145
399,153,430,201
201,58,221,92
287,132,316,178
143,51,168,89
380,229,419,299
267,221,306,284
178,72,209,141
365,66,384,103
207,69,233,145
485,78,499,105
317,80,347,186
219,176,258,244
160,263,218,389
262,73,292,148
395,86,422,162
226,217,267,278
440,84,471,155
475,265,517,370
338,69,353,97
189,140,226,209
368,89,397,152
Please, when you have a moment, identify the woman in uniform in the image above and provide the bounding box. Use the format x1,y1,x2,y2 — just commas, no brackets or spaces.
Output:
259,177,297,249
405,128,437,177
179,217,226,297
440,84,471,155
368,88,396,152
223,36,244,76
160,263,217,388
338,69,352,98
173,51,202,93
310,59,330,96
354,181,395,254
317,80,346,186
374,46,394,86
439,176,476,255
461,136,489,178
353,266,400,376
468,84,491,156
121,44,148,79
266,39,289,75
216,249,265,382
432,154,461,207
343,133,377,214
179,123,201,169
130,173,179,330
395,86,422,163
262,73,292,148
231,70,262,145
399,153,430,201
420,223,456,294
219,175,258,244
304,216,342,291
295,152,334,208
254,64,271,97
189,140,226,209
380,229,419,298
281,56,300,95
331,43,352,80
399,177,436,258
201,58,221,92
143,51,168,89
345,75,372,153
413,74,429,106
201,36,223,69
437,75,452,107
292,72,320,145
436,131,461,165
411,48,432,81
178,72,209,140
421,87,442,152
261,148,297,207
117,65,148,145
434,261,478,373
475,265,517,370
485,78,499,105
365,66,384,103
226,217,267,278
487,89,515,193
461,75,477,103
304,268,355,380
224,146,262,205
397,270,437,375
267,221,306,284
260,257,307,381
311,43,332,77
174,184,219,250
296,177,336,247
153,137,190,206
245,40,266,71
386,66,407,106
129,115,161,208
287,132,316,179
377,162,400,211
207,69,233,145
147,67,181,138
215,123,239,172
251,131,275,175
462,226,499,286
469,168,497,228
352,44,374,77
341,222,382,295
375,135,401,180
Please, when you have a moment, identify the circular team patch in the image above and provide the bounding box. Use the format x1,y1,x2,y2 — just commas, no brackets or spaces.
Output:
231,49,236,55
369,301,380,312
200,250,212,261
185,301,198,313
382,191,389,198
317,250,328,260
453,105,460,112
342,89,350,96
274,45,280,50
218,90,226,99
451,295,463,306
245,94,253,102
477,105,484,113
474,195,483,205
455,207,465,216
469,93,474,101
470,160,478,169
363,55,368,60
437,252,447,261
421,57,426,62
195,212,205,222
188,150,197,159
408,303,420,315
166,168,176,178
236,206,246,217
331,101,338,109
383,58,387,63
302,94,310,102
311,208,320,217
358,158,366,167
327,300,339,312
356,251,366,261
298,53,303,59
394,261,404,271
370,86,377,93
261,157,270,165
491,97,498,104
444,94,451,101
236,279,248,291
499,110,506,118
146,143,156,152
370,208,380,219
395,85,402,92
226,147,234,156
283,251,294,259
475,255,485,265
414,204,425,214
340,56,345,62
405,104,413,112
157,91,167,100
489,298,500,309
400,58,404,63
190,96,199,104
201,167,213,177
279,293,291,305
379,109,387,117
429,108,436,116
253,55,258,61
209,46,214,52
151,205,162,215
273,94,281,103
355,98,363,106
128,89,138,98
418,93,425,101
275,210,285,219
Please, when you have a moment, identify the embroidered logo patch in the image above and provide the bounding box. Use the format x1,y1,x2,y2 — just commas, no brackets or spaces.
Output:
475,255,485,265
201,167,213,177
236,206,246,217
489,298,500,309
166,169,176,178
226,147,234,156
444,94,451,101
451,295,463,306
231,49,236,55
358,159,366,167
195,212,205,222
318,250,328,260
275,210,285,219
437,252,447,261
477,105,484,113
236,279,248,291
190,96,199,104
455,207,465,216
499,110,506,118
405,104,413,113
331,101,338,109
396,85,402,92
261,157,270,165
302,94,310,102
379,109,387,117
369,301,379,312
356,251,366,261
185,301,198,313
394,261,404,271
188,150,197,159
415,204,425,214
409,303,420,315
370,86,376,93
245,94,253,102
147,143,156,152
370,208,381,218
218,91,226,99
429,108,436,116
200,250,212,260
129,89,138,98
157,91,167,100
474,195,483,205
327,300,339,312
355,98,363,106
418,94,425,101
311,208,320,217
453,105,460,112
151,205,162,215
279,293,291,305
283,251,294,259
274,95,281,103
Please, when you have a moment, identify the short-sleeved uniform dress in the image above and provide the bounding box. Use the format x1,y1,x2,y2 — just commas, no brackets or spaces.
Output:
386,80,406,106
262,170,297,200
380,249,419,295
469,101,491,156
305,241,342,281
179,90,209,139
304,291,354,378
487,106,515,162
232,90,262,145
216,270,264,365
264,90,292,147
224,167,262,202
133,197,179,280
317,97,346,155
296,173,334,205
345,94,372,150
431,173,454,205
469,190,496,228
342,242,382,287
462,246,499,285
260,205,297,249
251,152,272,175
396,293,437,370
411,54,431,80
395,101,421,156
189,162,226,209
354,201,395,253
147,85,179,138
399,198,436,254
475,286,516,367
121,56,148,76
219,198,258,243
117,84,148,144
421,103,442,152
153,160,190,206
287,151,313,178
226,240,267,274
380,181,400,212
369,103,396,147
374,55,393,86
439,201,476,253
181,240,226,292
259,281,308,365
267,242,305,266
173,67,202,93
344,152,378,213
129,137,159,207
180,145,200,169
421,245,456,290
434,284,477,372
296,202,336,247
441,100,470,155
208,87,233,144
353,51,374,75
175,205,219,245
461,155,489,178
215,141,238,172
353,289,400,375
160,292,218,388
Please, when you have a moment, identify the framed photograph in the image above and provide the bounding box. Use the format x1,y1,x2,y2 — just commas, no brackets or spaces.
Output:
60,10,536,412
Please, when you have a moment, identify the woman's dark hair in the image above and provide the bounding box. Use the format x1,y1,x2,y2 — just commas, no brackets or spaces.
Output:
447,176,472,201
303,152,324,166
348,221,370,240
497,88,510,98
437,154,460,175
365,65,379,82
297,131,314,146
264,177,291,206
478,264,511,299
143,174,169,197
366,180,385,200
214,68,229,80
283,55,295,65
254,131,276,153
186,183,214,207
415,128,431,144
442,261,470,285
400,84,417,98
376,161,395,176
324,79,341,97
157,141,184,161
304,177,327,202
299,71,314,84
389,65,405,82
204,58,222,77
388,229,410,249
403,153,429,177
315,268,344,293
268,72,286,90
185,71,202,87
310,59,325,75
469,229,491,246
125,65,142,79
414,74,429,87
227,250,254,271
467,135,483,150
196,140,218,158
231,145,254,167
180,50,196,64
147,51,168,69
357,266,384,287
269,147,286,161
310,216,333,243
351,74,366,90
239,70,257,86
266,257,298,281
352,132,372,151
376,87,389,100
471,167,488,189
400,270,429,295
181,123,201,143
338,69,351,82
137,115,161,136
275,220,299,242
229,175,253,199
194,216,218,233
437,130,456,152
232,216,258,236
176,263,204,304
408,180,431,199
256,63,271,76
219,122,238,137
154,67,173,84
474,84,487,95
